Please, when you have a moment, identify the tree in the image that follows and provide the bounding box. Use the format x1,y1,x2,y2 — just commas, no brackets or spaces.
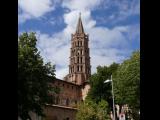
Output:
87,63,119,111
18,32,56,120
76,99,110,120
113,50,140,119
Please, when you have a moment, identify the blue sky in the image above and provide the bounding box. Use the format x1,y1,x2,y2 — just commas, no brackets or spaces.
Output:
18,0,140,79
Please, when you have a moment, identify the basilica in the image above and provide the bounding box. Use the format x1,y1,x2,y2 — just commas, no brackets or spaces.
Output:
32,14,91,120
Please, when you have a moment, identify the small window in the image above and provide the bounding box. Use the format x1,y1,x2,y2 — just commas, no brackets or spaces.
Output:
55,97,60,104
77,65,79,71
75,100,77,104
66,117,70,120
66,98,69,106
77,57,79,63
81,66,83,72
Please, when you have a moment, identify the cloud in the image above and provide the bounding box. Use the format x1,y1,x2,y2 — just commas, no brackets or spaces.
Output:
36,24,136,79
18,0,57,23
62,0,102,11
95,0,140,25
23,0,139,79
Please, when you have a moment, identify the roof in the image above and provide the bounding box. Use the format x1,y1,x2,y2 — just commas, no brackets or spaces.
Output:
45,104,78,110
75,13,84,34
54,78,81,86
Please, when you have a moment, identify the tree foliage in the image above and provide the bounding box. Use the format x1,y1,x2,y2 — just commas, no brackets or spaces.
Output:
87,63,119,110
18,32,56,120
113,50,140,119
76,99,110,120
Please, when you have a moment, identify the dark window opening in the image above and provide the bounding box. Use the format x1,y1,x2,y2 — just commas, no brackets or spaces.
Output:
66,98,69,106
80,57,82,63
77,65,79,71
66,117,70,120
55,97,60,104
81,66,83,72
77,57,79,63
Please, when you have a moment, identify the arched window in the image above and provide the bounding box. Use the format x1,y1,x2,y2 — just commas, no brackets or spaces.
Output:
55,96,60,104
80,57,82,63
66,117,70,120
77,65,79,71
75,100,77,104
81,66,83,72
66,98,69,106
77,50,80,55
77,57,79,63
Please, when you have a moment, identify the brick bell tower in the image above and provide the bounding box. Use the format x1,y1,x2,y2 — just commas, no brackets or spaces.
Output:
64,13,91,85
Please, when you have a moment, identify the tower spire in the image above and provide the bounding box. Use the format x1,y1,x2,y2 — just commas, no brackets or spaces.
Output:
76,13,84,34
64,13,91,85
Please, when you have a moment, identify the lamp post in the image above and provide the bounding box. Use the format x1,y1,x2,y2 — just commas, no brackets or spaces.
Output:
104,75,116,120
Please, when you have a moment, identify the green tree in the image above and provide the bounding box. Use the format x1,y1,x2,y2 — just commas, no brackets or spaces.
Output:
113,50,140,119
76,99,110,120
18,32,56,120
87,63,119,110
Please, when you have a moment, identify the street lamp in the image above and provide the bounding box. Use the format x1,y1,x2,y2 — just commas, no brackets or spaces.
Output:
104,75,116,120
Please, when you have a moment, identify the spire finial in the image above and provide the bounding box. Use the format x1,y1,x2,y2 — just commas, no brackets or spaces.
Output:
79,12,81,17
76,12,84,34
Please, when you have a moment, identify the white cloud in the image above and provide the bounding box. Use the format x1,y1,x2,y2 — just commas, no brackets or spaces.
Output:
89,26,130,49
63,10,96,32
18,0,56,23
62,0,102,11
26,0,139,79
56,67,69,80
36,24,134,79
95,0,140,24
90,47,131,74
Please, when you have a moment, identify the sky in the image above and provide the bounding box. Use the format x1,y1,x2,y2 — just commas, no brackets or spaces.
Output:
18,0,140,79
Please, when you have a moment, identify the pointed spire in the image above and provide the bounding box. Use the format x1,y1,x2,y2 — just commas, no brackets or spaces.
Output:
76,12,84,34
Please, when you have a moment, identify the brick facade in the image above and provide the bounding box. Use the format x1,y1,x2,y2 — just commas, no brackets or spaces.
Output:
31,14,91,120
